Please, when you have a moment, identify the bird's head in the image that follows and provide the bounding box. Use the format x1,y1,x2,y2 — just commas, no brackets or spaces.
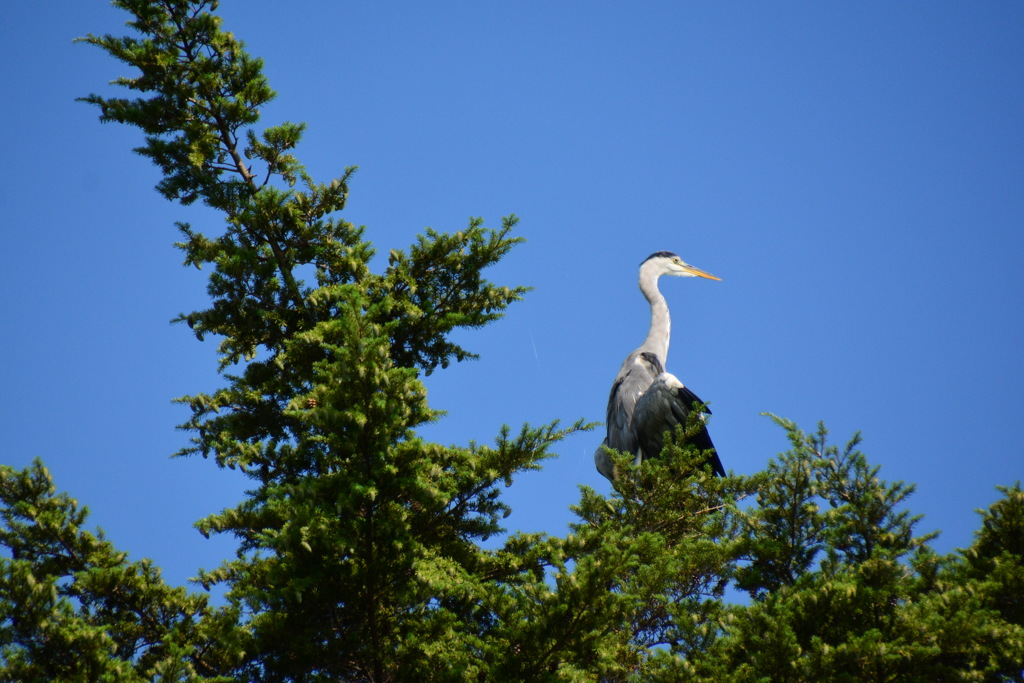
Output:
641,251,721,281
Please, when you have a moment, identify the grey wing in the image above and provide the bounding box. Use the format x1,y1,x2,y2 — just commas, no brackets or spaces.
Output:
597,351,662,482
605,351,662,456
594,439,616,481
633,373,724,476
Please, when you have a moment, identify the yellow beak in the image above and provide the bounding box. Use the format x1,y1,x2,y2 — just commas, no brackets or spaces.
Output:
682,263,722,281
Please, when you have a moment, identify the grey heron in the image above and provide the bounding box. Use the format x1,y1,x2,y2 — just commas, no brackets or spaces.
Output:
595,251,725,482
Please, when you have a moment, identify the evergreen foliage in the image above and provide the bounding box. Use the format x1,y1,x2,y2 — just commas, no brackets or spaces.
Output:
0,459,237,681
693,419,1024,682
1,1,1021,679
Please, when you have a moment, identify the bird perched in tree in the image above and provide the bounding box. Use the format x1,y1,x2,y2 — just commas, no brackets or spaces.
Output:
595,251,725,482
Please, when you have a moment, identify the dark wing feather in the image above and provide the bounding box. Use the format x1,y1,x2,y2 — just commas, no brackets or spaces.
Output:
633,374,725,476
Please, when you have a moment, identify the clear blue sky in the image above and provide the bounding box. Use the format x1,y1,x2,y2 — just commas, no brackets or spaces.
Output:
2,2,1022,589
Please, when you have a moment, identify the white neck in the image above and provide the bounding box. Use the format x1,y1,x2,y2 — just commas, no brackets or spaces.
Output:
638,264,670,363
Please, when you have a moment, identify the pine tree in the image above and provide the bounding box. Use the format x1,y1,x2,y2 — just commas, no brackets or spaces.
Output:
961,483,1024,627
0,459,236,681
76,1,587,679
590,425,750,654
692,418,1024,682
